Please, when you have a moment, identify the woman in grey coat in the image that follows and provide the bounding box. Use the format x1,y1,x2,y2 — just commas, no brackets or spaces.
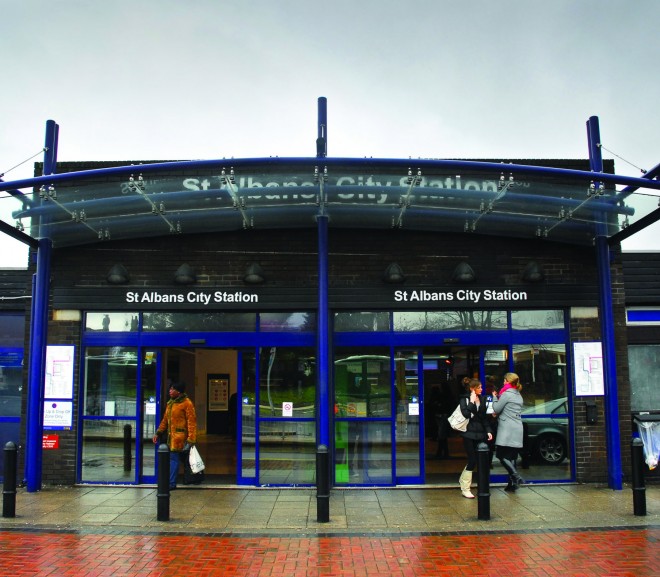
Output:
492,372,525,491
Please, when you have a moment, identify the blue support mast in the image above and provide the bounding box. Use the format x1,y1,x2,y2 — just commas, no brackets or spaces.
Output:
587,115,622,490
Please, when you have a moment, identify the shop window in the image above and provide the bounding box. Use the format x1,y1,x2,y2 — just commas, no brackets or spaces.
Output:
628,345,660,412
393,310,507,331
0,313,25,418
334,312,390,332
511,310,565,330
260,312,316,331
85,312,139,332
143,312,256,331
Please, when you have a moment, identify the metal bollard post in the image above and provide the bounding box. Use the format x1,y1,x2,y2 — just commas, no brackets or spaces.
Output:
477,442,490,521
3,442,17,518
157,444,170,521
123,424,132,472
631,437,646,516
316,444,330,523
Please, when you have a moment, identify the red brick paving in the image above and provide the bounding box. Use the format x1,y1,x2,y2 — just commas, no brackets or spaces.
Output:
0,528,658,576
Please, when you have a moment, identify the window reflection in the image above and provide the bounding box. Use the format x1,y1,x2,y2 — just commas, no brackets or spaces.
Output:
143,312,256,331
334,312,390,332
258,347,316,418
260,312,316,331
394,311,507,331
85,312,139,332
83,347,138,416
511,310,565,330
334,349,391,418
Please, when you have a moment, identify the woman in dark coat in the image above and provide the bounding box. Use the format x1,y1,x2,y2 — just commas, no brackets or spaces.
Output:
492,372,525,491
458,378,493,499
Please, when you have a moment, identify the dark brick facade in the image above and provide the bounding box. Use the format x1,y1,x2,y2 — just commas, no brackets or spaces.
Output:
6,220,645,487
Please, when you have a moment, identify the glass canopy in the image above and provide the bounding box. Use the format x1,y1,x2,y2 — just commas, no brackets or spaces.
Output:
1,157,659,248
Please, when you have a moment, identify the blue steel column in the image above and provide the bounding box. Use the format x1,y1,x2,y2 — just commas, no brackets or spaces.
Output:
317,215,329,449
587,115,622,489
317,96,330,452
25,238,52,491
25,120,58,492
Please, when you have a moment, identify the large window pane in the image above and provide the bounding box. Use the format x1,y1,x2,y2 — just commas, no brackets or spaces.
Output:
334,312,390,332
512,344,567,406
260,312,316,331
394,310,507,331
143,312,256,331
81,419,136,482
258,347,316,418
395,350,420,478
241,351,257,480
511,310,565,330
85,312,139,332
83,347,138,416
513,343,571,479
334,348,391,418
628,345,660,412
335,421,392,484
258,420,315,485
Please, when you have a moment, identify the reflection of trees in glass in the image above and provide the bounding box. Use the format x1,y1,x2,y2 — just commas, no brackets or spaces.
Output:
395,311,506,331
260,312,316,331
258,347,316,416
512,310,565,330
143,312,256,331
334,312,390,332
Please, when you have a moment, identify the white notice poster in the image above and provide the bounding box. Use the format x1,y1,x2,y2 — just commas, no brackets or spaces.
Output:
573,341,605,396
44,345,75,399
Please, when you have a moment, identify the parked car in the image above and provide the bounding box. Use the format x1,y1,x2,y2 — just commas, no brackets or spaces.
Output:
522,397,569,465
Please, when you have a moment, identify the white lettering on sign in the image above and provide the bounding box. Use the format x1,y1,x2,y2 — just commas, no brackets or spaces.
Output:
125,290,259,305
394,289,528,303
177,173,533,201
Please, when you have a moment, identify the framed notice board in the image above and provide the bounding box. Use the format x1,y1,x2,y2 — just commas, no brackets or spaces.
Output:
208,374,230,411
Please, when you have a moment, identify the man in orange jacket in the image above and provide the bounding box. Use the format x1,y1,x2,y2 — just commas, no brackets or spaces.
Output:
153,382,197,489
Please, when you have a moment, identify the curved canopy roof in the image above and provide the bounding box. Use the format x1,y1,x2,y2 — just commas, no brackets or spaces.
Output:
1,156,660,249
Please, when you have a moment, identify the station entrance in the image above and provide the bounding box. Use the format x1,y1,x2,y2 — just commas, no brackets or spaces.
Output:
80,328,572,486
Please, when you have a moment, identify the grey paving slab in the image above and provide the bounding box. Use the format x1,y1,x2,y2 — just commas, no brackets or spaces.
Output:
0,483,658,535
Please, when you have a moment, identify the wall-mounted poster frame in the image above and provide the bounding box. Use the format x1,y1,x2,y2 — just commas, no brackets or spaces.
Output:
208,374,230,411
44,345,75,399
573,341,605,396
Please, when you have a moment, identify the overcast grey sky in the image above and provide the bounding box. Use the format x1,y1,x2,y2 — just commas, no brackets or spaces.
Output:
2,0,659,267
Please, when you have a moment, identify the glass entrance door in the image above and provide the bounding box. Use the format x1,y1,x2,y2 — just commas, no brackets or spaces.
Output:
139,350,159,483
394,349,423,483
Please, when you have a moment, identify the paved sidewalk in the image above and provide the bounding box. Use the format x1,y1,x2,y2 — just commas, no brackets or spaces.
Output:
1,484,658,576
1,483,658,535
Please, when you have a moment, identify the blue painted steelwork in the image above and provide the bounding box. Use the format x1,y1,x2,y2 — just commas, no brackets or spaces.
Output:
43,120,59,175
317,215,329,450
2,157,660,194
588,116,622,490
317,96,327,158
25,238,51,491
24,122,59,491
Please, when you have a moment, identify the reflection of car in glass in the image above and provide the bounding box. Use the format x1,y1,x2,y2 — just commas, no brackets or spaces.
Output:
522,397,569,465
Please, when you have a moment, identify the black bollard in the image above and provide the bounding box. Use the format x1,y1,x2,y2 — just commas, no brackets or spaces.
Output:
3,442,17,518
123,424,132,472
477,442,490,521
631,437,646,516
316,444,330,523
157,443,170,521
